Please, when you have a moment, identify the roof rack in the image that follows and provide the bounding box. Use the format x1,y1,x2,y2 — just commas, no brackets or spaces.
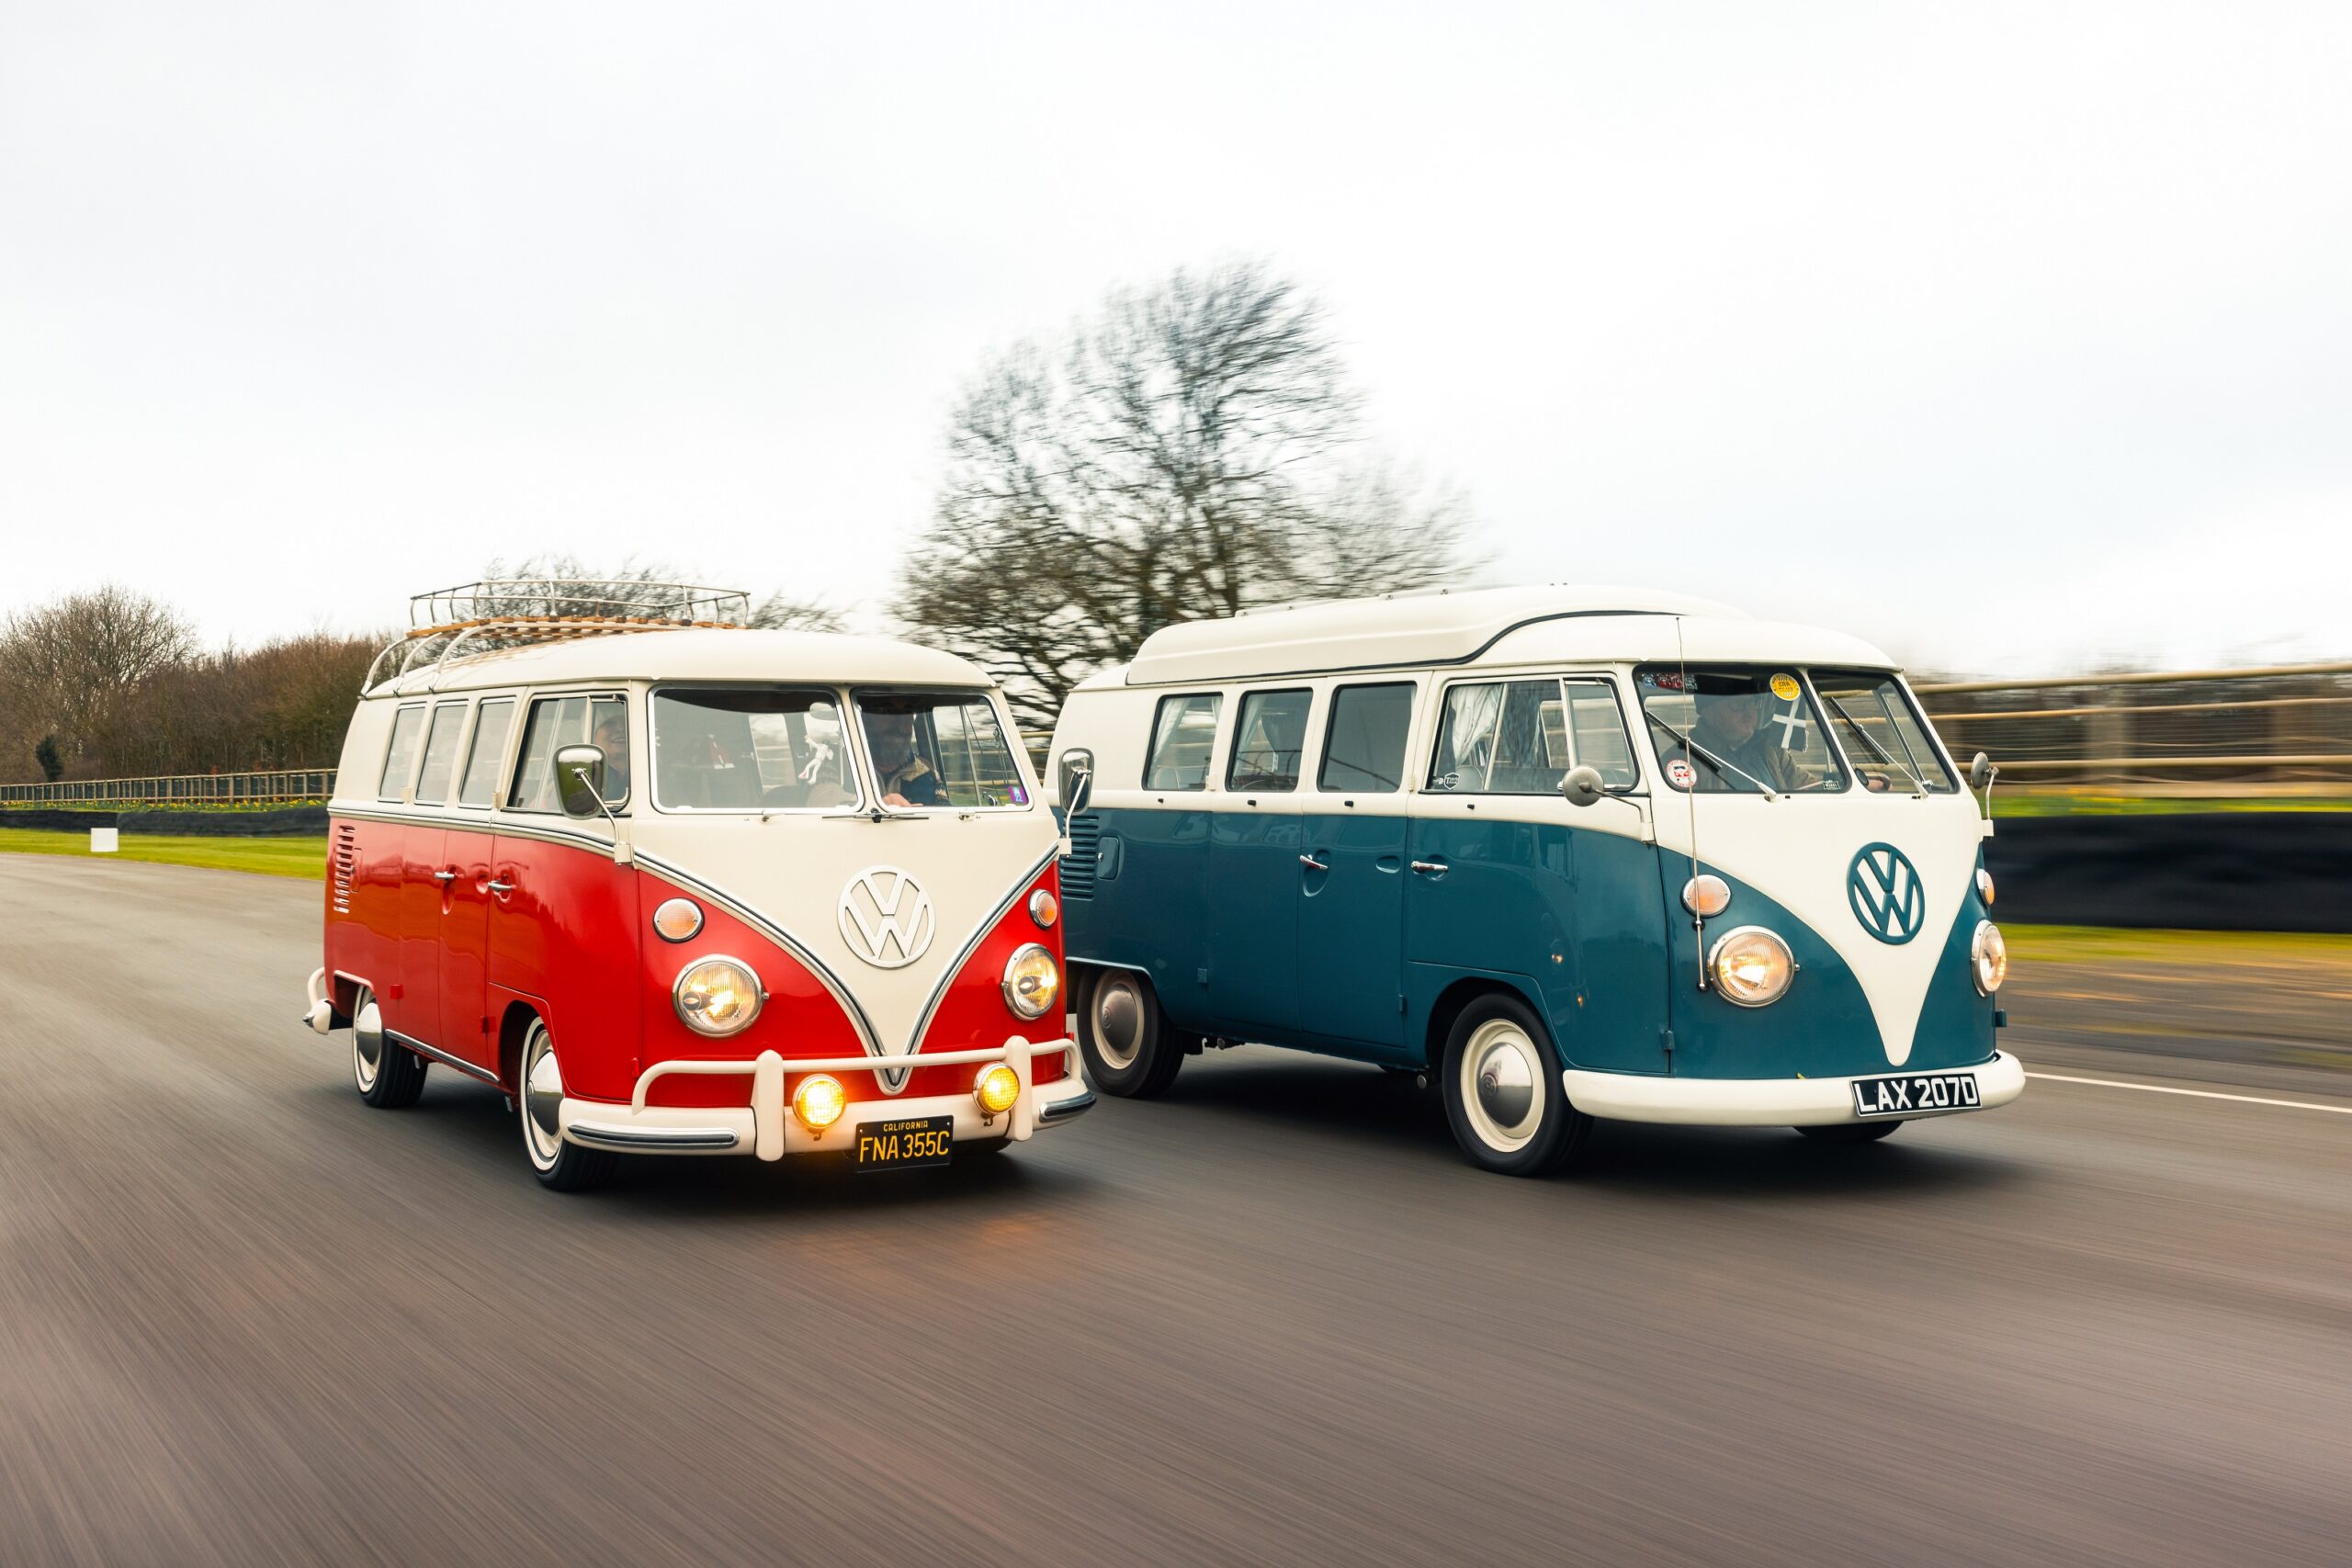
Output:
363,580,752,693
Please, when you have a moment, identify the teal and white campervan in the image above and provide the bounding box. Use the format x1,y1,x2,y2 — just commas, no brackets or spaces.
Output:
1044,585,2021,1175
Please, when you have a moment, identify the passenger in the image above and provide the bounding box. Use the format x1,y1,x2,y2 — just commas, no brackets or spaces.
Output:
865,711,946,807
592,709,630,801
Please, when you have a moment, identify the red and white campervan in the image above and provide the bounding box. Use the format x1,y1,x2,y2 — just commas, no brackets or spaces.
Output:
301,583,1092,1190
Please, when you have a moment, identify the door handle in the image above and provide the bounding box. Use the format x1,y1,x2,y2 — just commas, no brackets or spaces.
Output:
1298,853,1329,872
486,879,516,897
1409,860,1448,874
431,870,458,883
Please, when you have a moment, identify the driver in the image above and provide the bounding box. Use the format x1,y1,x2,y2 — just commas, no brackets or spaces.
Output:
865,710,945,807
1686,688,1803,793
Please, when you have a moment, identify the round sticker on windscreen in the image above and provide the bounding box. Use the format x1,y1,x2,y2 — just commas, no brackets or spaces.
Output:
1770,672,1801,702
1666,759,1696,791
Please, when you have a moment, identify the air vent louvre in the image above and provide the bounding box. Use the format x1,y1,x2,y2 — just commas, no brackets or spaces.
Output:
1059,813,1101,899
332,824,357,913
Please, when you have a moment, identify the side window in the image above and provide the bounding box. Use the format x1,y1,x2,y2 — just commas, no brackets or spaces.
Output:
377,705,425,802
1318,683,1415,793
1426,681,1568,795
1227,689,1315,792
1143,693,1221,791
508,695,588,812
412,702,469,806
1562,680,1640,789
458,698,516,807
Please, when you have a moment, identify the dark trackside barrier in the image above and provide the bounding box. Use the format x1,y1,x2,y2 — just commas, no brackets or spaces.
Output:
0,807,330,837
1987,812,2352,933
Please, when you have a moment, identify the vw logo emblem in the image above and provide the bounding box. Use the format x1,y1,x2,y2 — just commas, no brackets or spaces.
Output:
838,865,935,969
1848,843,1926,945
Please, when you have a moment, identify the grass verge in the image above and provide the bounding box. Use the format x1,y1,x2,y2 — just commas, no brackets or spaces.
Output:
0,828,326,880
2005,922,2352,964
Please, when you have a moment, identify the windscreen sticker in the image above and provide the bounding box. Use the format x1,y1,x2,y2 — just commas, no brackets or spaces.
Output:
1665,758,1696,791
1770,672,1800,702
1771,705,1810,750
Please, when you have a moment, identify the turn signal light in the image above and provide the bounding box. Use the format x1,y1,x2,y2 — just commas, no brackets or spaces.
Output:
975,1063,1022,1114
793,1074,847,1130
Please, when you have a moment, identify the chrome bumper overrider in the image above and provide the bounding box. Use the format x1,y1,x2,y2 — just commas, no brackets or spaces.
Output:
558,1036,1092,1159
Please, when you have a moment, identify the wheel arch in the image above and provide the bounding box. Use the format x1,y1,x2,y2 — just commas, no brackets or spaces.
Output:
496,1000,543,1095
1420,975,1560,1072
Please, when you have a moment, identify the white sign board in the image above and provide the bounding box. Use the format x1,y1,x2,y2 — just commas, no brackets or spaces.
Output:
91,828,119,853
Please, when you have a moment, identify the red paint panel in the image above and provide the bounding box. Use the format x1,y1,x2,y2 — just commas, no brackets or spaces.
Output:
327,817,405,1015
437,823,500,1069
390,825,447,1043
902,863,1068,1099
488,833,642,1100
636,870,869,1110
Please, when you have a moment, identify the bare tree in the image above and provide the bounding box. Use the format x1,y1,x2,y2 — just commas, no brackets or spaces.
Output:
0,585,197,774
477,555,842,631
897,262,1481,728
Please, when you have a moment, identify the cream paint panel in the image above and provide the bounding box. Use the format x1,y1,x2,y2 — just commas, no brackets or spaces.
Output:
1648,791,1984,1066
631,809,1057,1065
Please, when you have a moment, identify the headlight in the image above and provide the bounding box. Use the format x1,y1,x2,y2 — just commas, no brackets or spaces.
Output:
793,1074,846,1130
1972,921,2007,995
1974,868,1996,908
975,1063,1022,1114
1028,888,1060,929
1001,942,1061,1020
1708,926,1795,1007
673,956,763,1036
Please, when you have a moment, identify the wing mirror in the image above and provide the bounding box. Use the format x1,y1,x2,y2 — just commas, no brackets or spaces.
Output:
1967,751,1996,791
1562,764,1606,808
554,744,607,819
1059,750,1096,817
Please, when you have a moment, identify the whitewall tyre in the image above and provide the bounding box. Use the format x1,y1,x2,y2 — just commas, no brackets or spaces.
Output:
519,1020,615,1191
1075,967,1187,1099
1440,995,1589,1177
352,987,427,1109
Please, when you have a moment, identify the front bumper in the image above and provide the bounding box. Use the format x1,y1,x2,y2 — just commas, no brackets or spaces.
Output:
1561,1050,2025,1127
558,1036,1094,1158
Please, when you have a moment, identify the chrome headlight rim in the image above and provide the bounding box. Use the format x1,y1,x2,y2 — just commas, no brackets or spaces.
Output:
1971,920,2007,996
672,953,766,1038
1001,942,1060,1021
1706,924,1796,1008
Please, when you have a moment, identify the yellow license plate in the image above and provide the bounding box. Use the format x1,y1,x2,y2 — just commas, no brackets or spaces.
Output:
854,1115,954,1171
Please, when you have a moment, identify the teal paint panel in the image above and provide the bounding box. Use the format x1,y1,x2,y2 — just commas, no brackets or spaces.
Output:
1069,804,1215,1028
1911,865,2000,1071
1404,816,1669,1074
1206,806,1302,1035
1296,811,1408,1048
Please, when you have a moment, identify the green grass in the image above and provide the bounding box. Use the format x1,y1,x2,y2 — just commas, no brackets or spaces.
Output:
2005,922,2352,964
0,828,327,879
1993,792,2352,817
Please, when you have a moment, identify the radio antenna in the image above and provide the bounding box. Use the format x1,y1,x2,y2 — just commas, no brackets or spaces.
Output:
1675,616,1707,990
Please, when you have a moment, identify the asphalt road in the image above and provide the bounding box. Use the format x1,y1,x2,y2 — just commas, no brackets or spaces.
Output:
3,856,2348,1567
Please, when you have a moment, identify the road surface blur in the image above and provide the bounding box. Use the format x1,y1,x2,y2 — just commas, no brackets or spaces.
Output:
1,856,2346,1565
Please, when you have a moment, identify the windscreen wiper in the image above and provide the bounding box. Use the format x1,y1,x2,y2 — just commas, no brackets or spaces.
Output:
1815,691,1925,795
1643,710,1779,799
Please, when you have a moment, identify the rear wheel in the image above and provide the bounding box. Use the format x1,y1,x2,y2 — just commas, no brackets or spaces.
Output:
1440,994,1589,1177
519,1020,616,1191
352,987,427,1109
1076,968,1187,1098
1795,1121,1902,1145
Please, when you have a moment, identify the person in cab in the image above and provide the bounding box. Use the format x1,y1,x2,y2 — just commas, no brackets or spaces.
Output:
865,707,946,807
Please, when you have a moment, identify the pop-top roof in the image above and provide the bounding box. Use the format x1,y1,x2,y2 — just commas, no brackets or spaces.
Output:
1120,584,1747,686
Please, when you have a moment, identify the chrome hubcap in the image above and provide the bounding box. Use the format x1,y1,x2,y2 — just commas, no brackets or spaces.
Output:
352,998,384,1092
1463,1019,1544,1151
523,1027,565,1167
1092,976,1144,1070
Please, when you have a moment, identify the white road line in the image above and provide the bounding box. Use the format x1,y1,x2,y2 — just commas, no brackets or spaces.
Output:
2025,1071,2352,1116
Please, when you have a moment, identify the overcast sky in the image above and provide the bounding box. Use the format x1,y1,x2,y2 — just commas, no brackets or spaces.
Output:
4,2,2347,678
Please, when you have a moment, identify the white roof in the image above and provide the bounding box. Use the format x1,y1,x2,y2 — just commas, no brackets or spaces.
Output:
1102,584,1895,686
372,627,994,697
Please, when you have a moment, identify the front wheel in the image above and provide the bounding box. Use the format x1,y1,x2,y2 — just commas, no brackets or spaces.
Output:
1795,1121,1901,1145
1440,994,1589,1177
1075,968,1187,1098
519,1020,616,1191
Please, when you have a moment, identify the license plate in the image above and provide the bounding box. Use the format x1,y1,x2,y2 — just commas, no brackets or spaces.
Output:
1851,1071,1982,1118
854,1115,954,1171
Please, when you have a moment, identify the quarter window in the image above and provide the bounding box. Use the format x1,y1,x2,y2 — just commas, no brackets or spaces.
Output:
1143,693,1221,791
377,705,425,802
458,698,515,807
1318,683,1416,793
509,694,629,813
1227,689,1315,793
412,702,469,807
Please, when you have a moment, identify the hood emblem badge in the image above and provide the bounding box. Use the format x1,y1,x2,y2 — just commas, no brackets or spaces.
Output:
839,865,936,969
1848,843,1925,945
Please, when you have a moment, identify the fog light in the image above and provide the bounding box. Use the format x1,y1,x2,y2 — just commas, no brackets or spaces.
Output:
1972,921,2008,996
793,1074,847,1130
975,1063,1021,1114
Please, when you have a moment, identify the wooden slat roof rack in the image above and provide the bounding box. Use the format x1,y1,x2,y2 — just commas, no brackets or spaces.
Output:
363,580,752,693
